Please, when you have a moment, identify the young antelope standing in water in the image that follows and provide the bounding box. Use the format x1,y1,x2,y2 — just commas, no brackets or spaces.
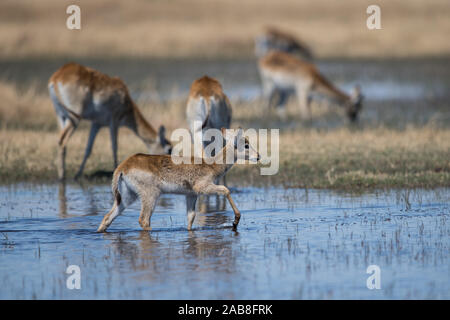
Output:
97,128,260,233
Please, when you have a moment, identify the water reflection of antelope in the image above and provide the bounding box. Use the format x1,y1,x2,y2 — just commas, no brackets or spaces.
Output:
195,195,228,228
184,231,239,274
57,182,98,218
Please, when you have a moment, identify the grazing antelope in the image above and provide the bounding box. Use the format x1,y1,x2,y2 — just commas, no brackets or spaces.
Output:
48,63,172,180
255,26,313,61
186,75,232,158
97,128,260,233
258,51,363,122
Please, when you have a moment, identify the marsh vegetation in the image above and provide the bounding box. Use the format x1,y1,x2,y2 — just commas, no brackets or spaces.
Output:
0,58,449,189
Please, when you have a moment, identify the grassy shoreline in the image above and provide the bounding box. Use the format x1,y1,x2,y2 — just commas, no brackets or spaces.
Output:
1,127,449,190
0,59,449,190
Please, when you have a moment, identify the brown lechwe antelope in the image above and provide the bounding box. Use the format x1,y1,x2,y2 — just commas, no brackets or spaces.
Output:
97,128,260,233
255,26,313,61
186,75,232,158
48,63,172,180
258,51,363,122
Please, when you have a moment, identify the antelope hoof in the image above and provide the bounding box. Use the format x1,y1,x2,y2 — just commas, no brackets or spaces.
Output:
141,223,151,231
232,215,240,231
97,224,107,233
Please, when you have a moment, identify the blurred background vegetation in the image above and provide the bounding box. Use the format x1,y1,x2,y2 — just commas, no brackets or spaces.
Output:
0,0,449,59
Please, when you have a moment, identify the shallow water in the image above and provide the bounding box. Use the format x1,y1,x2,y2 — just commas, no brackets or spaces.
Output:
0,184,448,299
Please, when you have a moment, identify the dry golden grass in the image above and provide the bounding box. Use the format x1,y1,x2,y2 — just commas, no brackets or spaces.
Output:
1,0,449,59
0,128,145,181
1,124,448,189
0,80,449,189
0,81,56,131
272,127,450,189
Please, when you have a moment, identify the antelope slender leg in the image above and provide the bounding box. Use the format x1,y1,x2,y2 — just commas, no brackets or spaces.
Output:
58,121,74,146
297,85,312,120
60,120,79,148
186,195,198,230
277,90,289,108
273,90,289,119
225,193,241,230
197,195,208,214
267,89,278,109
57,120,76,180
75,123,101,179
97,178,137,232
97,201,124,232
138,189,160,231
109,121,119,168
193,183,241,230
262,78,276,110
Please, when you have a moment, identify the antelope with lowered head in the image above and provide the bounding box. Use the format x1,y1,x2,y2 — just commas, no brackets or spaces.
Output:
48,63,172,180
258,51,363,122
186,75,232,159
255,26,313,61
97,128,260,233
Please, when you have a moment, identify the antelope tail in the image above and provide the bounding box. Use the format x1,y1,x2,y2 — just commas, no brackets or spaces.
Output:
111,171,122,206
